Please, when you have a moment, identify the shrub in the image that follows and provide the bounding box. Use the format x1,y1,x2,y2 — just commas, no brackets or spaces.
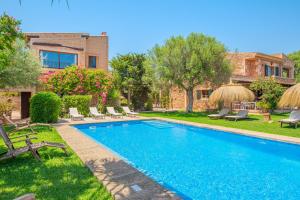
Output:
144,98,153,111
30,92,62,123
63,95,92,116
0,98,14,118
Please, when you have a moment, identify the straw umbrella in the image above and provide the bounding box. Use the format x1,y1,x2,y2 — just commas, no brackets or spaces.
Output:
209,84,255,109
278,83,300,108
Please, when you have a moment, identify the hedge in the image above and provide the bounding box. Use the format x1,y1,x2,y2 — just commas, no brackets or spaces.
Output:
63,95,92,116
30,92,62,123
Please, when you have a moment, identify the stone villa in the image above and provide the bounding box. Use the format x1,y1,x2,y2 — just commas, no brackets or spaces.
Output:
170,52,296,111
4,32,109,119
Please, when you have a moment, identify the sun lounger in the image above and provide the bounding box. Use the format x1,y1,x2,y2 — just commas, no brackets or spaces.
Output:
122,106,138,117
89,107,105,119
69,108,84,121
3,114,51,133
106,107,123,118
225,110,249,121
0,124,67,161
279,110,300,128
208,108,229,119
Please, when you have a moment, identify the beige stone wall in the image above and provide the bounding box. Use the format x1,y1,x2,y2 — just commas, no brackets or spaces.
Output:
26,32,108,71
170,52,296,111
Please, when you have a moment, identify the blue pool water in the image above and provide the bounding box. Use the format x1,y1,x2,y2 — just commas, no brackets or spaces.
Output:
74,120,300,200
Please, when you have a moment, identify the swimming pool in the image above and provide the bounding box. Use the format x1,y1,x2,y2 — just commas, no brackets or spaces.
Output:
74,120,300,200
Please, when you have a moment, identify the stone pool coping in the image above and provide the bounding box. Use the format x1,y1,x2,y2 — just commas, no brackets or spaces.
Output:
54,117,180,200
54,116,300,200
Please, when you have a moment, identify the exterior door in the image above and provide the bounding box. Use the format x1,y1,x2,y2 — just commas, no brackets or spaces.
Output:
21,92,31,119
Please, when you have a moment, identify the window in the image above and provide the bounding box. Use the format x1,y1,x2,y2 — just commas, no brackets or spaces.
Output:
274,66,280,77
282,68,290,78
264,65,272,76
88,56,97,68
40,50,77,69
196,89,212,100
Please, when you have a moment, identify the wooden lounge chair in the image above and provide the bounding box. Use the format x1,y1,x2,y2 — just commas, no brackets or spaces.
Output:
208,108,229,119
225,110,249,121
69,108,84,121
3,114,51,133
106,107,123,118
279,110,300,128
122,106,138,117
89,107,105,119
0,124,67,161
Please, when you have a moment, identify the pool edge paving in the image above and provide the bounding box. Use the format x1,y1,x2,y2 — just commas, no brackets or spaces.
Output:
54,118,180,200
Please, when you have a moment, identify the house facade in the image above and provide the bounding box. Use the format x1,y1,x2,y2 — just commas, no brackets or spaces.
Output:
25,32,109,72
170,52,296,111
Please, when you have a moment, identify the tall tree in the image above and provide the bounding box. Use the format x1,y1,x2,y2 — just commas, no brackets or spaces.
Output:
288,51,300,82
0,14,41,88
111,53,153,110
0,39,42,88
0,13,24,69
149,33,231,112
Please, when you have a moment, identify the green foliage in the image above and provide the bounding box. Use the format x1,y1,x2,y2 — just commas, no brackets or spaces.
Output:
0,39,42,88
288,51,300,82
62,95,92,116
41,66,111,104
30,92,62,123
0,14,41,88
149,33,231,112
250,78,284,111
145,97,153,111
0,13,24,68
111,53,153,110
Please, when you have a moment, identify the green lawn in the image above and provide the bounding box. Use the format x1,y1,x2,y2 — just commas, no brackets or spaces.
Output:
0,126,112,200
140,111,300,138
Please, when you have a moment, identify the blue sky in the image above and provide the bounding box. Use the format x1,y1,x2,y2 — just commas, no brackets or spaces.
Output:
1,0,300,59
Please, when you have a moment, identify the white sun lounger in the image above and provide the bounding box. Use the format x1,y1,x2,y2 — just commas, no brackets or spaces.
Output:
89,107,105,119
122,106,138,117
69,108,84,121
279,110,300,128
225,110,249,121
208,108,229,119
106,107,123,118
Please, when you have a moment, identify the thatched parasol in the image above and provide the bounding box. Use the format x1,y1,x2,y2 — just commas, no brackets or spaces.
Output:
278,83,300,108
209,84,255,106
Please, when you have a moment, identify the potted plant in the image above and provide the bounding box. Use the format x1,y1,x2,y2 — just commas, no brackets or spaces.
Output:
256,101,272,122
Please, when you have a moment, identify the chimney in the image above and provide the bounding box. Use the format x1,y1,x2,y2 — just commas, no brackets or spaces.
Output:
101,32,107,36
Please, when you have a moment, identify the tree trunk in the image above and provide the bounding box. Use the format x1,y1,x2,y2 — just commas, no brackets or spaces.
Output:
128,89,131,106
186,87,194,112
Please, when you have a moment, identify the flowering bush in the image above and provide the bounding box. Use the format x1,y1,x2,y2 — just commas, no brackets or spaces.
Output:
40,66,112,105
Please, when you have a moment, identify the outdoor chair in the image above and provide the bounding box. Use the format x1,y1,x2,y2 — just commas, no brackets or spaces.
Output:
0,124,67,161
89,107,105,119
3,114,51,133
69,108,84,121
279,110,300,128
225,110,249,121
208,108,229,119
106,107,123,118
122,106,138,117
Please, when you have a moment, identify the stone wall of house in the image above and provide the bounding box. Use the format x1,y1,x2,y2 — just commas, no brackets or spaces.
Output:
26,32,108,71
169,52,296,111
